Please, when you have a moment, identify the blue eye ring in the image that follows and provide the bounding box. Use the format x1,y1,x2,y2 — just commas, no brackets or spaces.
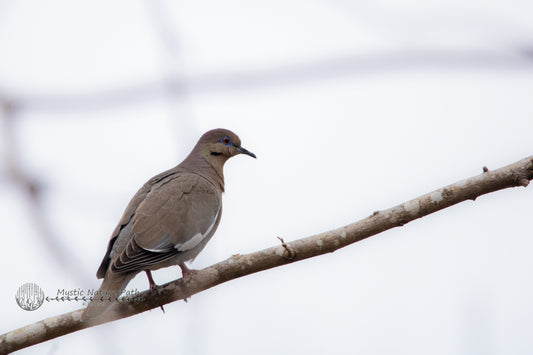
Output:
221,136,232,146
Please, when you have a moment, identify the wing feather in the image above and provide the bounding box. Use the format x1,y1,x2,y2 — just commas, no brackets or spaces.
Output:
110,172,221,274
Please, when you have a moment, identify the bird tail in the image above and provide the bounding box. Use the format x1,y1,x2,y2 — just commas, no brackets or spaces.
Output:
81,273,131,322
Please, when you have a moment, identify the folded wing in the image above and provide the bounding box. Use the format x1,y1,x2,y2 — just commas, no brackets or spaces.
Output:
111,173,221,274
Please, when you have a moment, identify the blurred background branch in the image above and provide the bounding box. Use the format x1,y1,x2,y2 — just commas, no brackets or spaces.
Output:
1,49,532,113
1,101,92,285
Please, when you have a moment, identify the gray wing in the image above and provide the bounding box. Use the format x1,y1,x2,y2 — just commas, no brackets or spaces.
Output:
96,167,181,278
110,173,221,274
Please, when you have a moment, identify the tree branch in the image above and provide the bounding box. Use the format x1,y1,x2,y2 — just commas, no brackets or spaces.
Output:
2,156,532,354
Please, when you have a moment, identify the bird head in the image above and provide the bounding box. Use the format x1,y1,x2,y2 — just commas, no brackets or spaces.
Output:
180,128,255,191
200,128,256,162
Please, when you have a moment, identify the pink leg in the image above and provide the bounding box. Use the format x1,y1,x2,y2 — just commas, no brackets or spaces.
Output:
145,270,157,290
145,270,165,313
179,263,192,283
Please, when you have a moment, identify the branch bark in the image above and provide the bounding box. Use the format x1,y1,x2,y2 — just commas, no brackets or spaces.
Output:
2,156,532,354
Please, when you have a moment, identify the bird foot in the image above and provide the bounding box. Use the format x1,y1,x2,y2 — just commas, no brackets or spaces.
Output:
179,263,197,284
145,270,165,313
145,270,158,290
179,264,195,304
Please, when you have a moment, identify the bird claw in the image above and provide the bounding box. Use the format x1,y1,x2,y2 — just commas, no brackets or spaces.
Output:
145,270,166,312
145,270,158,291
179,263,197,284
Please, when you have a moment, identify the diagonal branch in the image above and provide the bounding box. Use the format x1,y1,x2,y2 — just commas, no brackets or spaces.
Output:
1,155,532,354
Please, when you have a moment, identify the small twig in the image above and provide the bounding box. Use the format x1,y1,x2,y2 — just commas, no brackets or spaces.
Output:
277,236,296,259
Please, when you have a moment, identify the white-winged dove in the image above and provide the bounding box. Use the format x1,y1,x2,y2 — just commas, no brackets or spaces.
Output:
82,128,255,320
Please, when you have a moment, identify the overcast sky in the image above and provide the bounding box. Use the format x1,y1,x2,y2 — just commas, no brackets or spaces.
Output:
1,1,533,354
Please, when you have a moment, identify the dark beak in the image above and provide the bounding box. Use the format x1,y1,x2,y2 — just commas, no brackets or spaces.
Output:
238,146,256,158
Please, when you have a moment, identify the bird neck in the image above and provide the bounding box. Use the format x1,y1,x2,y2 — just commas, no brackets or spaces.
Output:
202,159,226,193
179,151,226,192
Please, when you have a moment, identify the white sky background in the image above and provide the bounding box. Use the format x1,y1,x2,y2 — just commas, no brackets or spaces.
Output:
1,0,533,354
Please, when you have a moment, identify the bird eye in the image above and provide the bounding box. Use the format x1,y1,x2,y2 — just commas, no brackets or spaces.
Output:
221,136,232,145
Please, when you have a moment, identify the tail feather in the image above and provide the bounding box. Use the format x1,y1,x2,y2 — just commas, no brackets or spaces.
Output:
81,273,131,322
